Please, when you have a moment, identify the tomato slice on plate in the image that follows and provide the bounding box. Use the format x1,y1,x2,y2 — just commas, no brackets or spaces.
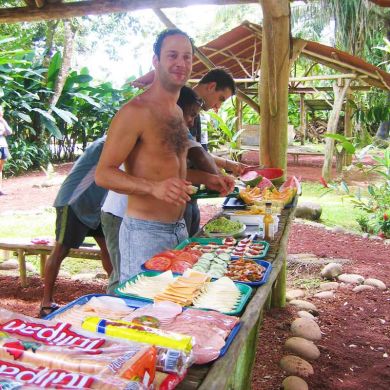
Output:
144,256,171,271
176,251,199,264
153,250,179,260
171,260,192,274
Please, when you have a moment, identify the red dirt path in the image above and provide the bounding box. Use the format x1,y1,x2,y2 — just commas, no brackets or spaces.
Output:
0,156,389,390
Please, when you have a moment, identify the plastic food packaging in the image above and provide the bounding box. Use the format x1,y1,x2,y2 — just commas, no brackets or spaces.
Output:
0,358,147,389
82,317,193,375
0,308,156,388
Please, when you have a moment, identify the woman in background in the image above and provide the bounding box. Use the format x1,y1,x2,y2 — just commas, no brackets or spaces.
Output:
0,106,12,196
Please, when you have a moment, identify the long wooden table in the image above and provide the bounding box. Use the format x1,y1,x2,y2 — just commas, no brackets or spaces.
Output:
177,204,296,389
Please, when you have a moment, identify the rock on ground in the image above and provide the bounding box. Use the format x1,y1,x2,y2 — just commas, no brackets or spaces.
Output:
291,318,322,341
288,300,318,314
0,259,19,270
364,278,387,290
279,355,314,377
319,282,339,291
297,311,317,321
282,376,309,390
320,262,343,279
295,202,322,221
286,289,305,301
338,273,364,285
352,285,376,293
284,337,320,361
314,291,335,299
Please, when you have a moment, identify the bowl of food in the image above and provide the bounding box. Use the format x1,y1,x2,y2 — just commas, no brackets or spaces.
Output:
203,217,246,237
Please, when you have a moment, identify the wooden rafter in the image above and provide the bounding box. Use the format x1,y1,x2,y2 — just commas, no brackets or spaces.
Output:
0,0,257,24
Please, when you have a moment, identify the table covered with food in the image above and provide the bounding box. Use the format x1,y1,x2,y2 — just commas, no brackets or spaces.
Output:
0,171,299,389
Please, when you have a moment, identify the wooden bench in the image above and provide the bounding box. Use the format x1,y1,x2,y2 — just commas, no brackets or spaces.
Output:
288,150,324,164
0,239,101,287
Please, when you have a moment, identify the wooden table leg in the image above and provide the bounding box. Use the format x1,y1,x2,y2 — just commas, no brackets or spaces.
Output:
40,254,47,278
271,257,287,308
17,249,27,288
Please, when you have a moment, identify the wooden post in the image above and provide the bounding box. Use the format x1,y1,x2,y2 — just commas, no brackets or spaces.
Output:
236,97,243,151
271,257,287,308
230,316,262,389
40,254,47,278
300,93,306,145
322,79,352,181
344,91,353,166
17,249,27,288
259,0,290,176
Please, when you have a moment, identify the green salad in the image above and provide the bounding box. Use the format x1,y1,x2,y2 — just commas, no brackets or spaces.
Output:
204,217,244,233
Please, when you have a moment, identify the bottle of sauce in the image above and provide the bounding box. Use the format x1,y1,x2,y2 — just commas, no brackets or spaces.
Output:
264,201,274,241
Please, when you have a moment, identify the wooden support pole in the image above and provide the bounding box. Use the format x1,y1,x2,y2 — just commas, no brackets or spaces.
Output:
17,249,27,288
259,0,290,173
271,257,287,308
40,254,47,278
236,97,243,150
344,91,353,166
299,93,306,145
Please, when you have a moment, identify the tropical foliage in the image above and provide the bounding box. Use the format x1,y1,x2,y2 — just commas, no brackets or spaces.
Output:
0,32,137,176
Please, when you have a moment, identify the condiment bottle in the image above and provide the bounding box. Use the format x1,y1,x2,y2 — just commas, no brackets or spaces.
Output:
264,201,274,241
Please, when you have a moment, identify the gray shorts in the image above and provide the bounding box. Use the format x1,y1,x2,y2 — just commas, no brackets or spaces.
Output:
119,216,188,283
101,211,123,294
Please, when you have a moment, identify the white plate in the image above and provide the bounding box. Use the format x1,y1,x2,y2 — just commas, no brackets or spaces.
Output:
204,224,247,238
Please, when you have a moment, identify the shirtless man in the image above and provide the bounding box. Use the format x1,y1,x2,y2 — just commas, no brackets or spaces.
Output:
96,29,225,282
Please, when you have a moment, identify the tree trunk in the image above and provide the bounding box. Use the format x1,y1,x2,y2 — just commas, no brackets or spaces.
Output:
48,19,77,108
259,0,290,179
344,90,353,166
322,79,352,181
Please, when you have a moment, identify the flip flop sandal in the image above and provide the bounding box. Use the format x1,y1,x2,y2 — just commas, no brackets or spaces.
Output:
39,303,60,319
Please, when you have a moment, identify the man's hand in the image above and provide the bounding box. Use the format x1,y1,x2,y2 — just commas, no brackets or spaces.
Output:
152,178,193,205
204,174,235,197
228,161,250,176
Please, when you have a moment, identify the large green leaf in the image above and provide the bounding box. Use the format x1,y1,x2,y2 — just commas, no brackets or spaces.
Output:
40,116,62,139
32,108,56,122
51,106,78,124
16,112,32,123
70,92,100,107
46,51,62,86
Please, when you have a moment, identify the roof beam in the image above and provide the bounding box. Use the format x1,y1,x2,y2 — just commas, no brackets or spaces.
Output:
0,0,257,24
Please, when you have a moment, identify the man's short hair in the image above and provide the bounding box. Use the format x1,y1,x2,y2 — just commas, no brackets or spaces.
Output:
177,86,203,111
153,28,195,59
199,68,236,95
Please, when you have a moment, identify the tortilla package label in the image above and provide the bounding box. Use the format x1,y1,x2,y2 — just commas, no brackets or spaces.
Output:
0,308,156,388
0,359,145,389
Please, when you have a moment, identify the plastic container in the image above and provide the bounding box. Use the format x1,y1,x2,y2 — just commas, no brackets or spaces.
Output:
175,237,224,250
228,259,272,287
116,272,253,316
44,293,149,320
230,240,270,260
222,197,247,210
229,214,264,226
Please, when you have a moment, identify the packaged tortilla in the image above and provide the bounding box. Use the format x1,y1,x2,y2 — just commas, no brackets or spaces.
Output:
82,317,193,375
0,308,156,387
0,358,147,389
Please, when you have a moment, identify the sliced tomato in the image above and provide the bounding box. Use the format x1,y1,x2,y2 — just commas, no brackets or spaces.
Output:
144,256,171,271
175,251,198,264
153,250,178,260
171,260,192,274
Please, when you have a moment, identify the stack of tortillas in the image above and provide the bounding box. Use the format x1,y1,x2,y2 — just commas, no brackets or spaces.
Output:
154,270,210,306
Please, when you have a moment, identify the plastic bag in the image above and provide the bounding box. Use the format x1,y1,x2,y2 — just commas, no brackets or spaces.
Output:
0,308,156,388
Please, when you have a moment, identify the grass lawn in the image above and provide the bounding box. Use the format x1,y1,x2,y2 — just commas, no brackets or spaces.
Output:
300,182,364,231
